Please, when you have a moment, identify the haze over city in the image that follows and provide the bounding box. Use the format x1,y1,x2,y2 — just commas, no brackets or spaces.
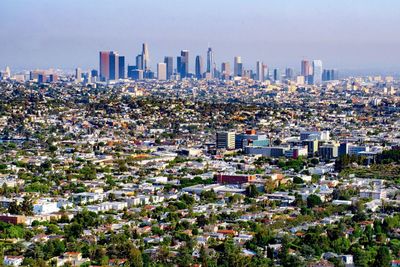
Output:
1,0,400,75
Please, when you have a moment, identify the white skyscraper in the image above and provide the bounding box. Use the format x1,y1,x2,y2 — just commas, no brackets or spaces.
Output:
157,63,167,80
234,56,242,77
256,61,264,82
142,43,150,71
312,60,323,85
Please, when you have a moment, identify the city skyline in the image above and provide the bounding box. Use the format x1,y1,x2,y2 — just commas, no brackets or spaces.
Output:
1,0,400,75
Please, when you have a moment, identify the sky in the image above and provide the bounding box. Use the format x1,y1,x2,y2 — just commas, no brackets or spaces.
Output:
1,0,400,74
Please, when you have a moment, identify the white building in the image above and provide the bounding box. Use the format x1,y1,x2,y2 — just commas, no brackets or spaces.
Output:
33,200,60,215
3,256,24,266
157,63,167,81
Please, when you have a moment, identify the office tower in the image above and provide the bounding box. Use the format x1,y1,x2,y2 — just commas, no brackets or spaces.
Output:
177,56,182,76
180,50,189,78
157,63,167,80
195,55,204,79
256,61,264,81
128,67,143,80
136,55,143,70
4,66,10,78
221,62,231,80
206,46,214,78
285,68,294,80
99,51,110,81
144,70,154,79
312,60,323,85
142,43,150,71
216,131,236,150
38,74,45,84
127,65,135,79
234,56,242,77
273,68,281,82
301,60,312,77
75,68,82,82
91,69,98,77
164,56,173,79
109,51,119,80
118,56,125,79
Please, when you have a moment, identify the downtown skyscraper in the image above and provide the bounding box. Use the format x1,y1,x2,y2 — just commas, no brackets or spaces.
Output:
312,60,323,85
164,56,173,79
142,43,150,71
301,60,312,77
256,61,264,82
234,56,242,77
195,55,204,79
178,50,189,78
206,46,214,78
99,51,125,81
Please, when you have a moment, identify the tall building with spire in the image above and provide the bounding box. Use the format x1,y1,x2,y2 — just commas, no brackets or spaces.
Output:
142,43,150,71
206,46,214,78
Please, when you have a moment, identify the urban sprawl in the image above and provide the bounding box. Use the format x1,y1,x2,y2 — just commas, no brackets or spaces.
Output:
0,44,399,267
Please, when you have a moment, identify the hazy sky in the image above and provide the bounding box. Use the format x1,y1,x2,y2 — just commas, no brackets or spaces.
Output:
1,0,400,73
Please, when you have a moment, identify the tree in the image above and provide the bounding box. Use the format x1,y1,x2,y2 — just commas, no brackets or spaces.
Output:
21,196,34,215
176,243,193,267
293,176,304,184
128,247,143,267
307,194,322,208
246,184,260,198
373,246,391,267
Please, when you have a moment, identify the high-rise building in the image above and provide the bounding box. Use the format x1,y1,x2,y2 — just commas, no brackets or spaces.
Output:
177,56,182,76
312,60,323,85
180,50,189,78
164,56,173,79
323,69,339,81
91,69,98,78
142,43,150,71
256,61,264,82
273,68,281,82
285,68,294,80
234,56,242,77
195,55,204,79
99,51,110,81
301,60,312,77
75,68,82,82
99,51,123,81
206,46,214,78
157,63,167,81
221,62,231,80
118,56,125,79
127,66,144,80
136,55,143,70
109,51,119,80
216,131,236,150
